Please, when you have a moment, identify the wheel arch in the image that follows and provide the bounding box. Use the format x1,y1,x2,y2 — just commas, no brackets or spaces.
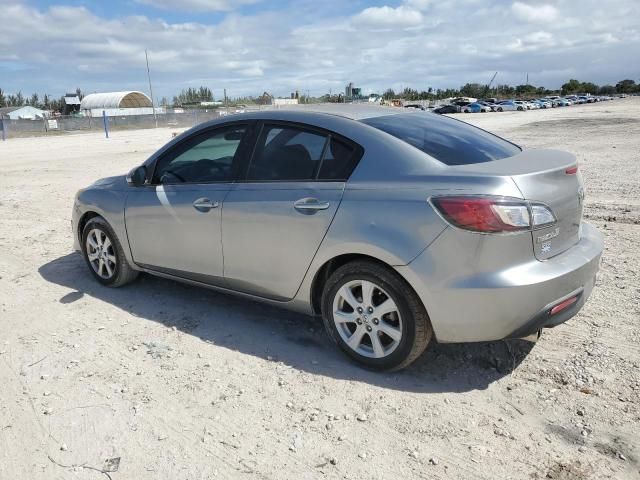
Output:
309,253,422,316
77,211,102,245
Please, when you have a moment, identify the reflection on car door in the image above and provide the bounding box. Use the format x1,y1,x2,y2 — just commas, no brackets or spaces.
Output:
222,122,361,300
125,124,250,284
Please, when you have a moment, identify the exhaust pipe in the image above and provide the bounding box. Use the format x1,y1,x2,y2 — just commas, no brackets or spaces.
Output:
520,329,542,342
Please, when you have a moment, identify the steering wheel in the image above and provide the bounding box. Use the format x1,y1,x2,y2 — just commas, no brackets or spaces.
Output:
160,169,186,183
196,158,232,172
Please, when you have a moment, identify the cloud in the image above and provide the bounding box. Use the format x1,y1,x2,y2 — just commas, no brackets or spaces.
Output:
0,0,638,99
405,0,431,10
136,0,259,12
353,5,423,28
512,2,559,23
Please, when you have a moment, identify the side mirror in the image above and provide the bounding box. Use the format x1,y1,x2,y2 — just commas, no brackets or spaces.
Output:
126,165,147,187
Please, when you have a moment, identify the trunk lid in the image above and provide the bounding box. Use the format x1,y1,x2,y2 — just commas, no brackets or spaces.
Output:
451,149,584,260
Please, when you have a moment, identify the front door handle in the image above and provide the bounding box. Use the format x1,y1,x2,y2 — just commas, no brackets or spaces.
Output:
193,198,219,212
294,197,330,213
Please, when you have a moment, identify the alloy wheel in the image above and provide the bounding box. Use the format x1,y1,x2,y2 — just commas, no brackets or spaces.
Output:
332,280,403,358
86,228,117,279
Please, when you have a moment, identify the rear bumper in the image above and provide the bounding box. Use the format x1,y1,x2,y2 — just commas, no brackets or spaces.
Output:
395,222,603,343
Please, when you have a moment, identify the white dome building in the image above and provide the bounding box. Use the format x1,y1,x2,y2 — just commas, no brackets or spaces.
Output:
80,91,157,116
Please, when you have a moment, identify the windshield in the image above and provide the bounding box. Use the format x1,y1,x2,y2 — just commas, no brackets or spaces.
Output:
361,112,521,166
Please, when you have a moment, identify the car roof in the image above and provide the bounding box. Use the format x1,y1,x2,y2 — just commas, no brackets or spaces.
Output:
236,103,406,121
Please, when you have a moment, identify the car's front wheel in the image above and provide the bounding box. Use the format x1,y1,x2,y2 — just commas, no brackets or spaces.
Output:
497,107,503,112
321,260,432,371
82,217,139,287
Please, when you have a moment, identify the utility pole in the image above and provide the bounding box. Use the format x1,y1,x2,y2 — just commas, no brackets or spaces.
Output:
145,49,158,127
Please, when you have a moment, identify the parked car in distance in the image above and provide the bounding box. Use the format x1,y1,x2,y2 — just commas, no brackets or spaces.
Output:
556,98,572,107
494,100,519,112
513,101,528,111
462,102,488,113
533,99,552,109
72,106,603,371
477,101,497,111
433,104,460,114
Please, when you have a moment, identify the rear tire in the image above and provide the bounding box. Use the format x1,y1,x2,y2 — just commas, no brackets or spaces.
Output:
81,217,139,287
321,260,432,371
497,107,503,112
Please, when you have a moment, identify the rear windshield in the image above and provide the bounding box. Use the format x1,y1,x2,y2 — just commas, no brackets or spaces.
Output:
361,112,521,166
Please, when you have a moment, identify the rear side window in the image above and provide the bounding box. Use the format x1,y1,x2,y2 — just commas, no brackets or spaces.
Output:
246,124,358,181
318,138,356,180
361,113,521,166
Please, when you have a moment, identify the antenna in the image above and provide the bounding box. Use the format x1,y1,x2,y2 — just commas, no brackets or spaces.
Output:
145,49,157,128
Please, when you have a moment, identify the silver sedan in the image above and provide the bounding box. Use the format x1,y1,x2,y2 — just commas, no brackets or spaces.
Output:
72,105,603,370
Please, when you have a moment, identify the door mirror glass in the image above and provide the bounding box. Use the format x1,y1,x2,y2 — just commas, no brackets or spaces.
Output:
127,165,147,187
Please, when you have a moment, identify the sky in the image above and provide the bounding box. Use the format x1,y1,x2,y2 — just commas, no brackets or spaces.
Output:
0,0,638,101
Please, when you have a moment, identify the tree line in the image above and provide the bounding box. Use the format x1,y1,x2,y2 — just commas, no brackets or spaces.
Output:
0,88,84,111
319,78,639,103
169,86,214,106
1,79,638,112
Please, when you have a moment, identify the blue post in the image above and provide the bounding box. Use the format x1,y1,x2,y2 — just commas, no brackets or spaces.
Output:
0,119,5,141
102,110,109,138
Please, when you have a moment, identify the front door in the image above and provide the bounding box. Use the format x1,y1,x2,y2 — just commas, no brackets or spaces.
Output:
222,122,361,300
125,123,250,284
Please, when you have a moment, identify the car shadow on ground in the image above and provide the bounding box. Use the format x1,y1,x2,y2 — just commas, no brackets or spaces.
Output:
39,253,535,394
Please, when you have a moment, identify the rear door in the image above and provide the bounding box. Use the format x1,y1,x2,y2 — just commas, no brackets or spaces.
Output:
222,122,361,300
125,123,251,283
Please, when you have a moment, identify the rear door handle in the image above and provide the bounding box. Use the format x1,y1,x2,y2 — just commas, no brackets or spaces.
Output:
294,197,330,212
193,198,219,212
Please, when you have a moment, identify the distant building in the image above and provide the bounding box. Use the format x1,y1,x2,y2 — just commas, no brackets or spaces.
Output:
62,94,81,115
345,82,353,98
272,98,299,106
80,91,158,117
345,83,363,100
0,106,47,120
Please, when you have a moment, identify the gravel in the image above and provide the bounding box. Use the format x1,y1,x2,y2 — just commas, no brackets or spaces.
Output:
0,98,638,479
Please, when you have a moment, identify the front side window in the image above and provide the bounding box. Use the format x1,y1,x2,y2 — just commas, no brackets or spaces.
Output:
247,124,357,181
153,125,247,184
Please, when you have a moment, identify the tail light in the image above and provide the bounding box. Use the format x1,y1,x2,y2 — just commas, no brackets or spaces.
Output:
565,165,578,175
549,295,578,315
430,196,556,233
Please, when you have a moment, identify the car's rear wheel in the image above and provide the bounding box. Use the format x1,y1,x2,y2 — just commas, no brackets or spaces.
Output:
82,217,138,287
497,107,503,112
321,260,432,371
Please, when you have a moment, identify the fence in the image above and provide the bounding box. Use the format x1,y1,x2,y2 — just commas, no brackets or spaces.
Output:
0,109,233,139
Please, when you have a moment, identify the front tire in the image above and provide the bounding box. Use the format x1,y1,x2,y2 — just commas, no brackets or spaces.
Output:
82,217,139,287
497,107,503,112
321,260,432,371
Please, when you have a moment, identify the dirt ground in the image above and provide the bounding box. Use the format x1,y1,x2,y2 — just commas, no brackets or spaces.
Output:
1,98,638,480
